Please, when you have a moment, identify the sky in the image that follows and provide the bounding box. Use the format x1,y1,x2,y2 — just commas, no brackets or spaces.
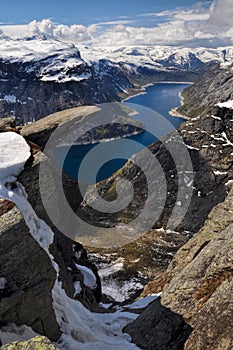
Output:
0,0,209,26
0,0,233,48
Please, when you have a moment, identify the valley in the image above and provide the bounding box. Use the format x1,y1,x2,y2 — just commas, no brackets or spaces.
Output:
0,10,233,350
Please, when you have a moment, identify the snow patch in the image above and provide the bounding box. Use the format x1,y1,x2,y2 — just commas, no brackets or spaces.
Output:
221,132,233,147
217,100,233,109
2,95,17,103
101,278,144,303
225,179,233,187
75,264,97,290
74,281,82,297
123,294,159,309
185,144,199,150
210,115,221,120
213,170,228,176
0,132,31,179
98,261,124,278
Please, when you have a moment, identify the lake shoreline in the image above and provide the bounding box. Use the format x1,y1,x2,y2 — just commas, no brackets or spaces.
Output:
123,81,191,121
56,128,145,147
122,81,193,102
169,91,190,120
59,82,192,182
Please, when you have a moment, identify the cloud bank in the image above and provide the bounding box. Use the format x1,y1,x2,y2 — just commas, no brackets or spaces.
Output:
28,19,97,42
96,0,233,47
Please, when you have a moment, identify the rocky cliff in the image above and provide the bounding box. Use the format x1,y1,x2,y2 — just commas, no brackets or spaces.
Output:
177,62,233,118
0,108,110,345
0,105,149,349
125,183,233,350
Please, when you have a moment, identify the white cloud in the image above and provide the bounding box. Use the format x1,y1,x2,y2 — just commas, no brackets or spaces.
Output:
28,19,97,42
93,19,136,26
138,10,174,18
208,0,233,27
173,10,210,21
93,0,233,47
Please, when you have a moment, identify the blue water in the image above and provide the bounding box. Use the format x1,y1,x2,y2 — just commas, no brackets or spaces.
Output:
54,83,190,183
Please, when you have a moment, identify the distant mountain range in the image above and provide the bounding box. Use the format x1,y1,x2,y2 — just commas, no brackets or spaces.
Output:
0,36,233,124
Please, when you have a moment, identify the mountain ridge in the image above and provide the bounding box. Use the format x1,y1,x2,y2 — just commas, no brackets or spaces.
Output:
1,36,233,124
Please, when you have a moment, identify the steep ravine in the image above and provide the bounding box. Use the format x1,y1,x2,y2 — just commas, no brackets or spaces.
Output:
0,132,141,349
78,96,232,300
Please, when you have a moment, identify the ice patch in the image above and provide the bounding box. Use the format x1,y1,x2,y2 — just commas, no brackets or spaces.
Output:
75,264,97,290
74,281,82,297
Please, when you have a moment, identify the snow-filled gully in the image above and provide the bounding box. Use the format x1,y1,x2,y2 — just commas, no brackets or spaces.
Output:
0,132,140,349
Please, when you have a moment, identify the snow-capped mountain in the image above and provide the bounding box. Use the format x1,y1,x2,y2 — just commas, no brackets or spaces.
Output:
82,45,233,71
0,35,233,124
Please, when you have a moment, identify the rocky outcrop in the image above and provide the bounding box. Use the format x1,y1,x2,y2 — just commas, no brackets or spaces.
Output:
125,297,192,350
0,129,102,343
21,104,144,149
126,184,233,349
0,205,60,341
123,68,233,349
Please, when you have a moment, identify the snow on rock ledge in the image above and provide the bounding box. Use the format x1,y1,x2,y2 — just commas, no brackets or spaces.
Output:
0,132,31,179
216,100,233,109
0,132,140,349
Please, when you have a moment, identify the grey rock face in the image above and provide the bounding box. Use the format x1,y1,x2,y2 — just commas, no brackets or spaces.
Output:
124,297,192,350
0,140,102,341
177,62,233,118
125,186,233,350
0,206,61,341
0,55,132,124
